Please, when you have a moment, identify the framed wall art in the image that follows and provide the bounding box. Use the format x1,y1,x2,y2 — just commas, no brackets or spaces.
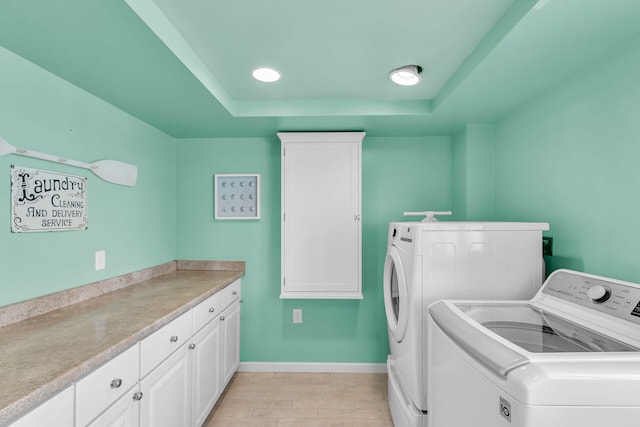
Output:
214,174,260,220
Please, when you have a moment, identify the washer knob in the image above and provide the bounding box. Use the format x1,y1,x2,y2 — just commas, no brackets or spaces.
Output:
587,285,611,303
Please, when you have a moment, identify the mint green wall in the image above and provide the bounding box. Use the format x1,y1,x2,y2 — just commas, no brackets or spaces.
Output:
176,136,451,363
0,47,177,306
452,124,495,220
493,37,640,282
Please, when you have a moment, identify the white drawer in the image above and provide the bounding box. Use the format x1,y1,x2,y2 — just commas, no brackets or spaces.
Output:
192,291,223,334
221,279,241,310
140,310,192,377
11,386,74,427
76,344,139,427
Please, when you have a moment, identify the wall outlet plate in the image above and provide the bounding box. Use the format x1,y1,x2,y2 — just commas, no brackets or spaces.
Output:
293,308,302,324
95,250,106,270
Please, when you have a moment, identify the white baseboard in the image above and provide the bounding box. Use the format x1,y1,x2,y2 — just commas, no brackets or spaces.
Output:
238,362,387,374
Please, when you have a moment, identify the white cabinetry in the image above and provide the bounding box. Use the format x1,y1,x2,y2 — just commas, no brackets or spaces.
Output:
140,310,192,378
191,317,221,427
220,300,240,386
9,279,242,427
191,291,223,427
87,387,140,427
76,344,140,427
10,386,74,427
193,278,241,427
140,343,192,427
278,132,364,299
138,278,241,427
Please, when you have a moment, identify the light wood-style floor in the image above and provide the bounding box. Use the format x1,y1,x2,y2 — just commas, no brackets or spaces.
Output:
204,372,393,427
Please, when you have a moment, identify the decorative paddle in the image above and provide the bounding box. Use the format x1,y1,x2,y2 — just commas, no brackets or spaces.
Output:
0,136,138,187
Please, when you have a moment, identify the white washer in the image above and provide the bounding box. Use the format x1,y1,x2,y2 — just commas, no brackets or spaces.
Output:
383,220,549,427
427,269,640,427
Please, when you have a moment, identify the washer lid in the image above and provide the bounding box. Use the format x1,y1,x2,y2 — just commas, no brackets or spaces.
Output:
458,303,638,353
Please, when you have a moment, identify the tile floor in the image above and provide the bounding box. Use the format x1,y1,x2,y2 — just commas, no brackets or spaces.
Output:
204,372,393,427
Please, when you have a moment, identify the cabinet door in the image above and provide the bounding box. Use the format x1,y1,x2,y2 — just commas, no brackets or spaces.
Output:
191,318,222,427
10,386,74,427
279,132,363,299
87,387,140,427
220,300,240,386
139,344,192,427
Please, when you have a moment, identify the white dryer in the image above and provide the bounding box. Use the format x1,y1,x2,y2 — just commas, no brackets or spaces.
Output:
383,220,549,427
427,269,640,427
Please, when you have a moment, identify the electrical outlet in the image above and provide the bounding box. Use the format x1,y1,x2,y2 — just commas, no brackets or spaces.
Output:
542,236,553,256
95,250,106,270
293,308,302,324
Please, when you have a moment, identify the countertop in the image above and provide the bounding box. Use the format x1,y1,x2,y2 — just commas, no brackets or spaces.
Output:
0,265,244,425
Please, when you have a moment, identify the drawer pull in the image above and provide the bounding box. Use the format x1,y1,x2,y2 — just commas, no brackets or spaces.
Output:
240,299,244,303
110,379,123,389
170,335,179,343
133,392,143,401
188,343,196,350
232,290,238,296
220,316,225,321
209,307,215,313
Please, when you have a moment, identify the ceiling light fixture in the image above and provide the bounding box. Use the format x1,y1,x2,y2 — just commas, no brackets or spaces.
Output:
252,67,281,83
389,65,422,86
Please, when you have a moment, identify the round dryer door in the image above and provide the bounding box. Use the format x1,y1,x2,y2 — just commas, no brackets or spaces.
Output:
383,245,409,342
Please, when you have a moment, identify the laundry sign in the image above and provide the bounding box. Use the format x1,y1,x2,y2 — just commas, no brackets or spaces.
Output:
11,166,87,232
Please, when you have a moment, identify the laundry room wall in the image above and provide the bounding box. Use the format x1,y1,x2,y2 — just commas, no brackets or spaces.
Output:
492,37,640,282
176,136,452,363
452,123,495,221
0,47,177,307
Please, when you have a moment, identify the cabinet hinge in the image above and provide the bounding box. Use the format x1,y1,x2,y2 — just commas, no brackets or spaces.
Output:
283,212,285,222
283,277,286,287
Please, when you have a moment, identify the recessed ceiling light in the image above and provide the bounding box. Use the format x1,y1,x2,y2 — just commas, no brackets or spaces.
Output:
252,67,281,83
389,65,422,86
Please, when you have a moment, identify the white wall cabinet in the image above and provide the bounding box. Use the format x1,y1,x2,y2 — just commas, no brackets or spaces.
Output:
278,132,364,299
9,279,242,427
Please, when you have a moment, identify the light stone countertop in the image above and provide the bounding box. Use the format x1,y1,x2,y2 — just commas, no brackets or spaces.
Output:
0,264,244,426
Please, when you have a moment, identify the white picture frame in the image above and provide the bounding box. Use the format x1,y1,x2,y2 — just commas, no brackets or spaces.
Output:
214,174,260,220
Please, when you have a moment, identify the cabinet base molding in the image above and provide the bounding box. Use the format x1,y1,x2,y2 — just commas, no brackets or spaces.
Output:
238,362,386,374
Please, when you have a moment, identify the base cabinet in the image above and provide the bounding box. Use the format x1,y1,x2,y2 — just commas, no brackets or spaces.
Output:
140,344,193,427
8,279,241,427
87,387,140,427
10,386,74,427
192,318,222,427
221,300,240,386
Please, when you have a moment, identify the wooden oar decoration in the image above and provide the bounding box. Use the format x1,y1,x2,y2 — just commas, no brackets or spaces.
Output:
0,136,138,187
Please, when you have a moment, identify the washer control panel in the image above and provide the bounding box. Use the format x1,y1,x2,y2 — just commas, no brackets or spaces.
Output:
542,270,640,325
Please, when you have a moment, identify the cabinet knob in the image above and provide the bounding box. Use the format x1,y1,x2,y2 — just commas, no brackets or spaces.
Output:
132,392,143,401
240,299,244,303
209,307,215,313
188,343,196,350
220,316,225,321
232,290,238,296
110,379,123,389
169,335,179,343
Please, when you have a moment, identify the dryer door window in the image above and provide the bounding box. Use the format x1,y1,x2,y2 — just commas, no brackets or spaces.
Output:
384,246,409,342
